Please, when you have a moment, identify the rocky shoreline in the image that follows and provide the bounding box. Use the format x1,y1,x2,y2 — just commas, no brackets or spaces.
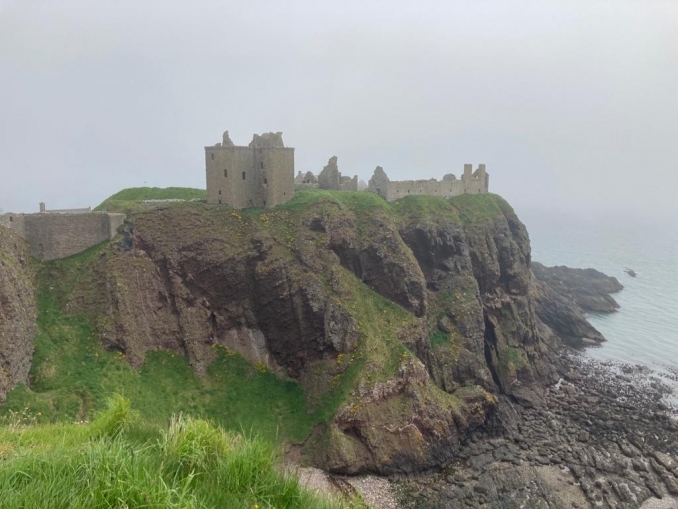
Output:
532,262,624,314
298,348,678,508
396,349,678,508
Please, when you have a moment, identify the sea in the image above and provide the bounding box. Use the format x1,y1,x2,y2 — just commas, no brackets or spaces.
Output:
520,208,678,404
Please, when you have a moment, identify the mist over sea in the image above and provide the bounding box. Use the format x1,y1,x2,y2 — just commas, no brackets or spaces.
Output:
520,207,678,398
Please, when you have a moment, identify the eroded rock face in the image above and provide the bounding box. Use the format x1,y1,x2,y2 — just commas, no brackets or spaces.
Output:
531,277,606,347
0,226,36,403
321,358,494,474
60,195,604,474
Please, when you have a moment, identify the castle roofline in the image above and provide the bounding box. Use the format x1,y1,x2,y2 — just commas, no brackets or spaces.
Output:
204,145,294,151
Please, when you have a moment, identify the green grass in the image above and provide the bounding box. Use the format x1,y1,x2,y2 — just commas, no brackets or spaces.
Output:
497,346,529,380
93,186,508,229
94,187,206,211
392,194,462,225
449,193,506,224
0,398,359,509
280,189,392,214
429,330,451,348
279,189,507,228
1,255,322,443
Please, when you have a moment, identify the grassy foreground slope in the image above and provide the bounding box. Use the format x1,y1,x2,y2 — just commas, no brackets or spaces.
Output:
0,396,356,509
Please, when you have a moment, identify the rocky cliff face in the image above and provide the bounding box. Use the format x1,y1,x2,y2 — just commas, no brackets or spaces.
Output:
54,193,593,474
0,226,36,403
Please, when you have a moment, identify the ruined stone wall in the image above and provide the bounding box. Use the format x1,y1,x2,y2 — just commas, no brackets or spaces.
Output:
318,156,340,190
385,176,486,200
1,212,124,261
294,171,318,190
315,156,358,192
368,164,489,202
340,175,358,191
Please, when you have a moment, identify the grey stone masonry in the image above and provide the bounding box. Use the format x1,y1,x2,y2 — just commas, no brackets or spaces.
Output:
205,130,295,209
295,156,358,192
1,210,125,261
367,164,489,201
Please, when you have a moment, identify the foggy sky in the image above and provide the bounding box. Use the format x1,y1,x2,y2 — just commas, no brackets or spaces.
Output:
1,0,677,219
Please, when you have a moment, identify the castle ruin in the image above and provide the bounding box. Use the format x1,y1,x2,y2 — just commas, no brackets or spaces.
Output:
293,156,358,192
205,131,295,209
0,203,124,261
294,171,318,189
317,156,358,191
367,164,489,201
205,130,489,207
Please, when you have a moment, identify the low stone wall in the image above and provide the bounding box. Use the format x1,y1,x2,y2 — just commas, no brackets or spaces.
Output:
367,165,489,202
385,177,486,201
0,212,125,261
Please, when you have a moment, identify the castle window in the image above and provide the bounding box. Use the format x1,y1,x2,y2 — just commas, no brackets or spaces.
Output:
223,169,228,178
218,190,221,195
211,153,214,160
218,199,222,204
260,162,264,169
242,171,246,180
264,178,268,184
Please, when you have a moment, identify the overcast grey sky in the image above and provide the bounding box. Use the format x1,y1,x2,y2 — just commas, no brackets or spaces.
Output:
1,0,676,217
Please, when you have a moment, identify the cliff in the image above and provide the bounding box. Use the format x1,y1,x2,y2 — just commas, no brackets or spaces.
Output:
0,226,36,403
36,191,588,474
1,190,612,475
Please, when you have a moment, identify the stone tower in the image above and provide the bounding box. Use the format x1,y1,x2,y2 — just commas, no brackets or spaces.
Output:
205,131,295,209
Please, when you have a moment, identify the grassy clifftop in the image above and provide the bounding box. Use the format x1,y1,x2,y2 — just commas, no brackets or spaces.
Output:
94,187,206,213
277,188,511,224
94,186,512,224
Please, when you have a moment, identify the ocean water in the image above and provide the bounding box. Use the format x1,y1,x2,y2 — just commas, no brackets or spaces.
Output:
520,208,678,395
